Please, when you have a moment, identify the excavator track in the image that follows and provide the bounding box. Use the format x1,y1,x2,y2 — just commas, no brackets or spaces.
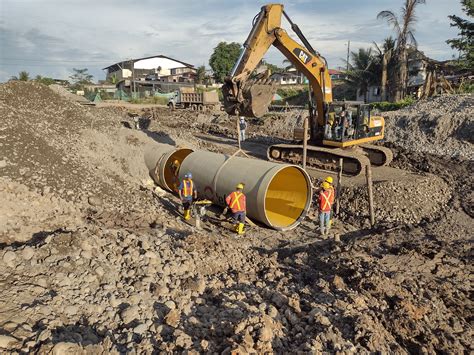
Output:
359,144,393,166
267,144,372,176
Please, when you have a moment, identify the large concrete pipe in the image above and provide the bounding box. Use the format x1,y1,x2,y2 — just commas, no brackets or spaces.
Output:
144,144,194,191
179,150,312,230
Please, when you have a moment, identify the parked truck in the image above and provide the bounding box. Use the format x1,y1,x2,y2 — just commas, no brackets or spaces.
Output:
168,88,220,111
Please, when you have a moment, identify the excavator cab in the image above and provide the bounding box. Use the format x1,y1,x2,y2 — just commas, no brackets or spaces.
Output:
321,102,384,147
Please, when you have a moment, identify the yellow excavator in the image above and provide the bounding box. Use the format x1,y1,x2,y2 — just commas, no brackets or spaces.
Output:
222,3,392,176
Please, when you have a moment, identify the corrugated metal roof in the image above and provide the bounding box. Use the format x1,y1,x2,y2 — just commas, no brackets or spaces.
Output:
102,55,194,70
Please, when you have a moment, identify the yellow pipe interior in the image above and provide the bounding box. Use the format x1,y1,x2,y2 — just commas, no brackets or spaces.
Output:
265,166,309,228
163,149,193,192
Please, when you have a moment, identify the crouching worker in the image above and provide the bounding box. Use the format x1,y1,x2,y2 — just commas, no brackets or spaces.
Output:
319,181,335,235
179,172,197,220
226,183,246,235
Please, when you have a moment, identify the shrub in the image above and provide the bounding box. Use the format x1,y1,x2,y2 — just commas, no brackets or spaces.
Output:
370,96,416,111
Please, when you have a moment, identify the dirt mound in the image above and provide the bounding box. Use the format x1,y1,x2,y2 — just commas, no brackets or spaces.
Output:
0,83,472,353
49,84,93,105
0,81,161,244
340,174,452,225
383,94,474,159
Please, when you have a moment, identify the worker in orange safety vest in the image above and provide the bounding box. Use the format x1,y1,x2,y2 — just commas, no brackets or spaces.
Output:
319,181,335,235
225,183,247,235
178,172,197,220
324,176,335,227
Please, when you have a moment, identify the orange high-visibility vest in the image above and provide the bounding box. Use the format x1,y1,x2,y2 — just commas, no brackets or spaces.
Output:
182,180,194,197
226,191,246,213
319,189,334,212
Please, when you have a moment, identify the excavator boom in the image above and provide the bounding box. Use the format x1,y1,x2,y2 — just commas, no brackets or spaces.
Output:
222,3,392,176
222,4,332,130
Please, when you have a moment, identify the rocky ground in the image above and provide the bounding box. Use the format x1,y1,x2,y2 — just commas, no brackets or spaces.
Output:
0,82,472,353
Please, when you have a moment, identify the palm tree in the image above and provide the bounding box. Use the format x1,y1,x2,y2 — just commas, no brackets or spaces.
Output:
377,0,426,101
373,37,397,101
18,71,30,81
344,48,379,102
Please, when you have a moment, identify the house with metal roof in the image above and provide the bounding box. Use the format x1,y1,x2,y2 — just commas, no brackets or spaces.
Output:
103,55,195,83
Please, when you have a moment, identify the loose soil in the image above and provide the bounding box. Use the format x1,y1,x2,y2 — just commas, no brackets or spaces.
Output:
0,82,472,353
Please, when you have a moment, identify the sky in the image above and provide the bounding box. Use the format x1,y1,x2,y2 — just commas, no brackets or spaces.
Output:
0,0,465,83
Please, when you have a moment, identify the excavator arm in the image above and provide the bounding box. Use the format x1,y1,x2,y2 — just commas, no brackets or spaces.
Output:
222,3,333,138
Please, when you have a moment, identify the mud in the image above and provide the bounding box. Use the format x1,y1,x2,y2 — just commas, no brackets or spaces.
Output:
0,82,472,353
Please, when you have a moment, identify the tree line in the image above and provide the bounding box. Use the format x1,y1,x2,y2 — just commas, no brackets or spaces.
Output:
10,68,94,90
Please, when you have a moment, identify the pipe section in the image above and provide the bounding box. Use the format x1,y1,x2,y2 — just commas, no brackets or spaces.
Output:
179,150,312,231
145,143,194,192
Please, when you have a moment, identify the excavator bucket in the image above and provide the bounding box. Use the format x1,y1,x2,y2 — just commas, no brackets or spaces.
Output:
222,78,277,118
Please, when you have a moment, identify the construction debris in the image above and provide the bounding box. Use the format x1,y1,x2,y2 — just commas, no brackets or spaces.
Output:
0,82,472,353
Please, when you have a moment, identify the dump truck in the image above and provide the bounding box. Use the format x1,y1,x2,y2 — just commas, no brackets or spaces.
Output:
168,89,220,111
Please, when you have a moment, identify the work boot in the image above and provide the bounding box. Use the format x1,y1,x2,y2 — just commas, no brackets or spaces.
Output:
237,223,245,235
184,210,191,220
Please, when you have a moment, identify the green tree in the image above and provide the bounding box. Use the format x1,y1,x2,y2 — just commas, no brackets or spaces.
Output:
18,71,30,81
259,59,284,74
209,42,242,83
344,48,379,103
69,68,93,89
378,0,426,101
446,0,474,68
195,65,206,84
35,75,55,85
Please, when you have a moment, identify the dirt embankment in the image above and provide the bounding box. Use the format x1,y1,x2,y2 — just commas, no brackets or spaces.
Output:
383,94,473,159
0,82,472,353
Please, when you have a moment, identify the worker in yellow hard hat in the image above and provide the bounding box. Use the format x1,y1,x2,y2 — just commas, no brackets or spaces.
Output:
170,159,180,192
225,183,247,235
324,176,335,228
319,181,335,235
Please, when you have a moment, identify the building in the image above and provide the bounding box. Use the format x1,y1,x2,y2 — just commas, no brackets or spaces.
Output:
271,72,301,85
328,69,347,81
103,55,196,95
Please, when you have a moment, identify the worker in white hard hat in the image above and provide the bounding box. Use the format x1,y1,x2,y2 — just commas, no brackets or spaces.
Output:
225,183,246,235
239,117,247,142
179,172,197,220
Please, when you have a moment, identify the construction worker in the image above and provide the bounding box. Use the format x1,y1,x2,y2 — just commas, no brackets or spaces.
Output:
319,181,335,235
324,176,335,228
226,183,247,235
170,159,180,192
179,172,197,220
239,117,247,142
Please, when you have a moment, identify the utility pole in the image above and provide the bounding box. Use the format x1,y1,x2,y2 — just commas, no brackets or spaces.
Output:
346,40,351,72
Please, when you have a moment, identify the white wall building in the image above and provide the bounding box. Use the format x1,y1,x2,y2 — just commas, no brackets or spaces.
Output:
103,55,195,82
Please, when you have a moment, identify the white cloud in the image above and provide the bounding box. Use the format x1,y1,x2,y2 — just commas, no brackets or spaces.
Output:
0,0,464,82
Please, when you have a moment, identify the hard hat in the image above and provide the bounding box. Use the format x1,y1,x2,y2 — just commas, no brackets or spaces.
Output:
236,183,244,190
173,159,179,164
187,172,192,179
322,181,330,190
325,176,333,184
240,116,245,120
184,173,189,178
